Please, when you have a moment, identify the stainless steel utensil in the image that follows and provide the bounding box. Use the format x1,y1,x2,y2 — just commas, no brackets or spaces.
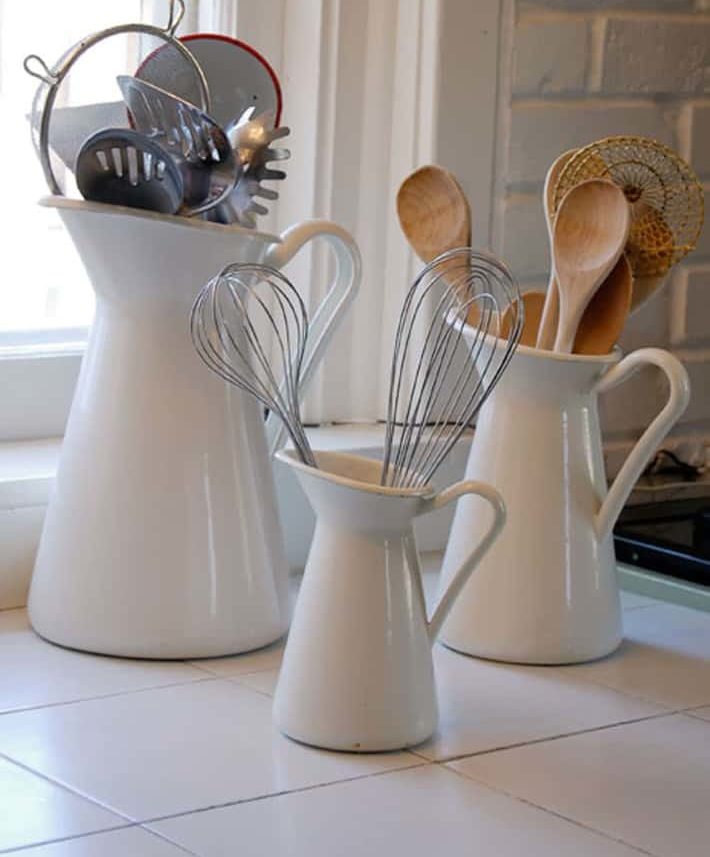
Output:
190,263,316,467
212,108,290,227
75,128,184,214
381,248,523,489
117,75,239,217
23,0,209,196
135,33,283,130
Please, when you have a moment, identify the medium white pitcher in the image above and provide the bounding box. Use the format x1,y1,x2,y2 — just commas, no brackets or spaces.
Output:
29,197,360,658
273,449,505,751
439,339,690,665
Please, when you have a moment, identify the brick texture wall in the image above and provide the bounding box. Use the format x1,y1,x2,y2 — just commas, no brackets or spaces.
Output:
495,0,710,472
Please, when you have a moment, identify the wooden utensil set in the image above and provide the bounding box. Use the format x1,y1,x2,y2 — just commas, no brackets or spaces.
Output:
398,136,703,356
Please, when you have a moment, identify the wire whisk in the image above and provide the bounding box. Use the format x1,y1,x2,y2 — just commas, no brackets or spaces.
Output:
190,263,316,467
381,248,523,489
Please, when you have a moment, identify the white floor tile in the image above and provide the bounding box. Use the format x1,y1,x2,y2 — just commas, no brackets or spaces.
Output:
0,756,125,852
188,638,284,678
686,705,710,721
414,644,665,760
562,603,710,708
0,610,207,714
231,669,279,696
451,714,710,857
15,827,190,856
150,764,643,857
0,680,421,823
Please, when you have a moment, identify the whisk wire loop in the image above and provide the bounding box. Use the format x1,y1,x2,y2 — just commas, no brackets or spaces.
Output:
190,262,317,467
381,248,523,489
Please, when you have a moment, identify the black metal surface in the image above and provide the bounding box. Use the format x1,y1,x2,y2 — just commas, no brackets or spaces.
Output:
614,497,710,588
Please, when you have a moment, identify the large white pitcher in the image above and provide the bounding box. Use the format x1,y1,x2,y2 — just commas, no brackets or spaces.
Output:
439,339,690,665
29,197,360,658
273,449,506,751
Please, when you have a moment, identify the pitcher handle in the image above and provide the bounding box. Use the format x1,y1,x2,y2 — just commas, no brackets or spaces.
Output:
594,348,690,540
264,220,362,456
422,480,506,643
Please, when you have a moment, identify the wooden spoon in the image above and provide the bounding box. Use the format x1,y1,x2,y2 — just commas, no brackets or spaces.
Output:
536,148,578,349
396,165,470,263
512,258,632,354
501,291,546,346
573,254,633,355
553,179,630,353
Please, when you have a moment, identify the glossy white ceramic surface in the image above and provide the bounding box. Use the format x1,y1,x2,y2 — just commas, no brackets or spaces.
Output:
28,198,360,658
439,339,690,664
272,450,505,751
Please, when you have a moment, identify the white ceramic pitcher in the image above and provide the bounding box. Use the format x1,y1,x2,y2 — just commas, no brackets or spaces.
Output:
29,197,360,659
439,339,690,665
273,449,506,751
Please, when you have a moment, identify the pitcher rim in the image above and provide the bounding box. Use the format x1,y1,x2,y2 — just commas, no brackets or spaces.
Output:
462,323,622,366
276,448,436,499
39,196,283,244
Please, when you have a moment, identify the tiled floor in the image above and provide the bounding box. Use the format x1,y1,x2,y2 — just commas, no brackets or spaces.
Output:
1,557,710,856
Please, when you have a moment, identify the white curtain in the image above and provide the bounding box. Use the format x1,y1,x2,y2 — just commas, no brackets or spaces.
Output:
190,0,500,424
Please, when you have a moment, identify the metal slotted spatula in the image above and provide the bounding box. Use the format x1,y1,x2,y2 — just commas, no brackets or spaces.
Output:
117,75,239,216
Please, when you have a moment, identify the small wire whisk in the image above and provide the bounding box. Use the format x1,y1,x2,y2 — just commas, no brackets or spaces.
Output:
381,248,523,489
190,263,316,467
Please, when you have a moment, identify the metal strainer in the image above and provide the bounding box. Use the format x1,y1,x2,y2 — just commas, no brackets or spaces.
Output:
23,0,209,197
552,136,704,278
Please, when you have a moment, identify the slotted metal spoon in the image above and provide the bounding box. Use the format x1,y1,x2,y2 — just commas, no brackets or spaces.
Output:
75,127,184,214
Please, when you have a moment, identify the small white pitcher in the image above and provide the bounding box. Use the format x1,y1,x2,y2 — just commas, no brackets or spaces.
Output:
29,198,360,659
439,339,690,665
273,449,505,751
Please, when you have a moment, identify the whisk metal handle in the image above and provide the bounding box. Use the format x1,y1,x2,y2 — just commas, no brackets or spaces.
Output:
263,221,361,456
423,480,506,643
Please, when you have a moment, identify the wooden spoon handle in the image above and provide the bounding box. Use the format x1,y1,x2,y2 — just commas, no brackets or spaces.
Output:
535,274,559,349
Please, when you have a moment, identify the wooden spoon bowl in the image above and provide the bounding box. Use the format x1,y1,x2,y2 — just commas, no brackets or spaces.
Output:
573,254,633,355
396,165,470,262
553,179,630,353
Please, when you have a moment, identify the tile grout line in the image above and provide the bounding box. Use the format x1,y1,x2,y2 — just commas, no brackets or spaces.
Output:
443,762,660,857
139,757,432,829
0,824,201,857
0,746,430,838
0,750,137,827
546,662,710,710
224,677,274,698
131,825,201,857
0,675,219,718
412,708,682,765
525,653,703,710
0,825,137,856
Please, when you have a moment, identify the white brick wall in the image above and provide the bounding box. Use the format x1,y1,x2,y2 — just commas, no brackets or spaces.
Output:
496,1,710,457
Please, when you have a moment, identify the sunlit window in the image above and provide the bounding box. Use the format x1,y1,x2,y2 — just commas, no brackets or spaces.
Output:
0,0,147,342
